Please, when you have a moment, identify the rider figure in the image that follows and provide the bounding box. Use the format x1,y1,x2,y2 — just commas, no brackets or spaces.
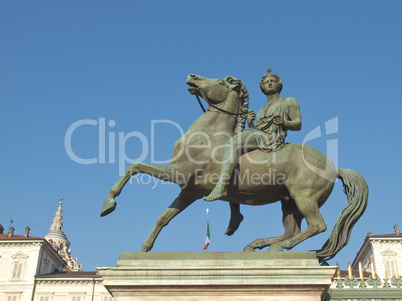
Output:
205,70,302,233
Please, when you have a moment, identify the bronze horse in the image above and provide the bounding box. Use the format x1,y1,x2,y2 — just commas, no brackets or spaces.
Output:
101,74,368,263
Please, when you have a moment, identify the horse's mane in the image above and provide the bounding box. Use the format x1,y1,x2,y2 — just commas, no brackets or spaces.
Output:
224,76,249,135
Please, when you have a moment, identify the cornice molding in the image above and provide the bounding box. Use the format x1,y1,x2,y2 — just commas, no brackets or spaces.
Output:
0,241,42,248
371,239,402,246
36,279,102,286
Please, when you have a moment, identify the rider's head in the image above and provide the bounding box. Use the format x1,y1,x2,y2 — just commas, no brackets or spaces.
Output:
259,73,283,95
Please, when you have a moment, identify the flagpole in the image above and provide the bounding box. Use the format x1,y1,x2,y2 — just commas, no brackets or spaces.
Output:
206,208,209,252
203,208,210,251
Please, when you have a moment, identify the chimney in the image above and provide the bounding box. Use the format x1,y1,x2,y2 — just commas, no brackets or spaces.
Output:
0,224,4,234
24,226,30,237
8,227,14,238
395,224,400,235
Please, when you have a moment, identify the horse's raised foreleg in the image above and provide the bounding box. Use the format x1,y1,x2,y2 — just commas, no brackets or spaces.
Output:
140,191,200,252
243,199,303,251
101,163,179,216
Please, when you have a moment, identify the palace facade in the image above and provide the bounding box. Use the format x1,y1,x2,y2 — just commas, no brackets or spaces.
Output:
0,198,111,301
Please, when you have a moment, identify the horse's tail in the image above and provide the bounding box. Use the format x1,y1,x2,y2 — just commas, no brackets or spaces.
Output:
316,168,368,263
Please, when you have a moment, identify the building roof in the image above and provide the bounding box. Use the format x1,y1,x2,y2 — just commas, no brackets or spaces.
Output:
0,233,44,241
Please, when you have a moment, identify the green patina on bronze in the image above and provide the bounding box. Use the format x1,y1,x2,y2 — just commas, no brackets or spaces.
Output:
101,72,368,263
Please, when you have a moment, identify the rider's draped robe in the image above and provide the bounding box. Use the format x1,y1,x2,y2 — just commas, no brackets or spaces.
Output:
246,98,290,152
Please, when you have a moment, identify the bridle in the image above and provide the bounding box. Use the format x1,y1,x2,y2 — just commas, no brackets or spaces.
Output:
194,87,248,116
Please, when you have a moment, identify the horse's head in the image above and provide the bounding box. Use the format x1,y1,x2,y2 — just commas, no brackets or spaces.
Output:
186,74,242,104
186,74,249,134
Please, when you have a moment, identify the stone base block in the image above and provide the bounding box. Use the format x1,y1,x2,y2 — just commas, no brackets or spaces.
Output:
98,252,336,301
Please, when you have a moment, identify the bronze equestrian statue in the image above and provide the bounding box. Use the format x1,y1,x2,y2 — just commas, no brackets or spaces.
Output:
101,72,368,263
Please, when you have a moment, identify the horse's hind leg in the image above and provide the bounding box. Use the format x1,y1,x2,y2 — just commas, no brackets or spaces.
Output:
101,163,178,216
268,195,327,252
140,191,200,252
243,199,303,252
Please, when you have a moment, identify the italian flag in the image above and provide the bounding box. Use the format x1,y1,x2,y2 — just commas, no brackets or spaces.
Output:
203,209,210,250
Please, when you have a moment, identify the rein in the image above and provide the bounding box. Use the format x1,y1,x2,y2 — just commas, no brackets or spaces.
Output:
195,88,247,116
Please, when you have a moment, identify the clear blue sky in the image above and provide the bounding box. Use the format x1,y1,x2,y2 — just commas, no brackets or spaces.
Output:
1,1,401,271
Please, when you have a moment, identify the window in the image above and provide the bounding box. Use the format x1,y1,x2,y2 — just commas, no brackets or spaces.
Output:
382,249,398,278
71,296,81,301
11,261,24,279
10,252,28,281
7,296,19,301
385,260,396,277
103,296,113,301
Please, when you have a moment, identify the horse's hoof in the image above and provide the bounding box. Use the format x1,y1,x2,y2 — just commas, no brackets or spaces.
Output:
140,244,152,252
243,246,255,252
100,197,117,217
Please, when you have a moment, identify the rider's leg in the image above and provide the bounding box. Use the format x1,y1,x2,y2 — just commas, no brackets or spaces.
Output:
204,131,258,201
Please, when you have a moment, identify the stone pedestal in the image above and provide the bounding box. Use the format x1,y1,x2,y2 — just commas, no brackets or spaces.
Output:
98,252,336,301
